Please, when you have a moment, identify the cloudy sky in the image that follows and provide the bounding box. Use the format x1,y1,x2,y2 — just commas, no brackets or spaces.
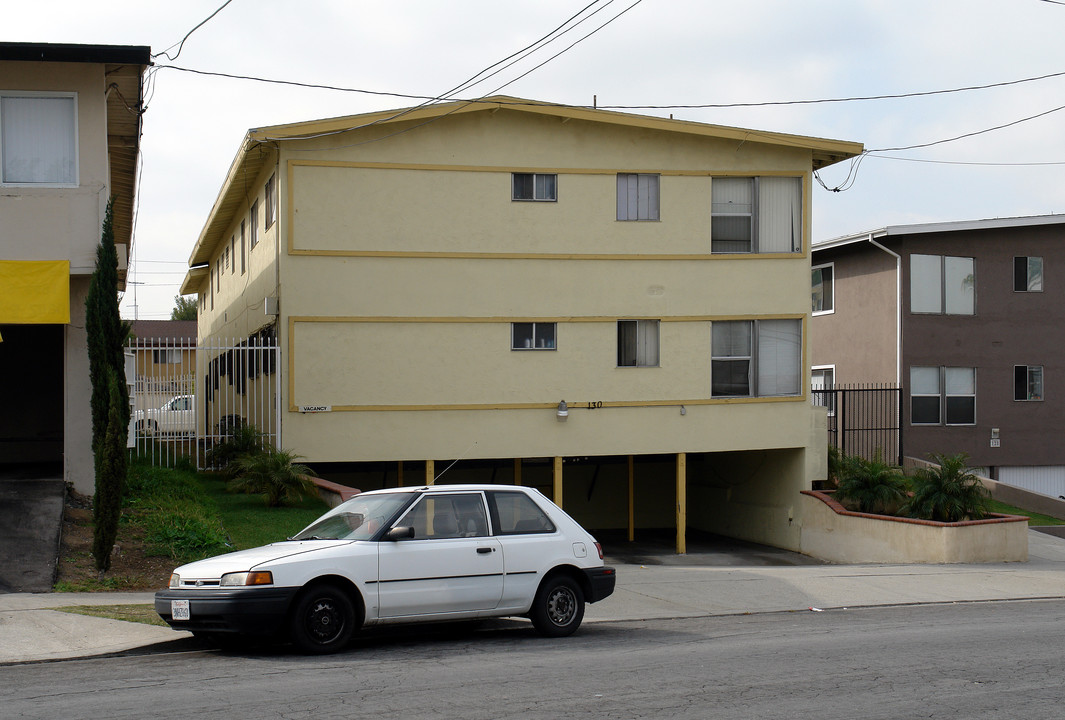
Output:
7,0,1065,319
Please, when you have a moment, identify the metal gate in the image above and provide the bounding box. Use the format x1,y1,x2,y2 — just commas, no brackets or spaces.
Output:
813,384,901,464
129,331,280,469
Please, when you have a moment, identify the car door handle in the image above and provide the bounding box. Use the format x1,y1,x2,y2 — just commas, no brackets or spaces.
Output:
477,547,494,554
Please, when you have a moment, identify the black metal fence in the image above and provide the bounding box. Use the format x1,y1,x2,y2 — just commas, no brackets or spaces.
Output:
812,384,901,464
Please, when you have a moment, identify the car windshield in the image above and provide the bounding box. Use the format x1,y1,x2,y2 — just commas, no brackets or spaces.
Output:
290,492,412,541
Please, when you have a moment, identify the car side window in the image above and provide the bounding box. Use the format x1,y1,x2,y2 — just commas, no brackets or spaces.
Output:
400,494,489,539
488,492,556,535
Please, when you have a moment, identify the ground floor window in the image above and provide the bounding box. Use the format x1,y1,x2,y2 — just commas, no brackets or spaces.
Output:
617,319,659,367
910,366,976,425
811,366,835,414
1015,365,1043,401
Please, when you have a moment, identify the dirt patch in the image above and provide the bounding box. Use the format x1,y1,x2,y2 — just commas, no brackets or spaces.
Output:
56,490,174,592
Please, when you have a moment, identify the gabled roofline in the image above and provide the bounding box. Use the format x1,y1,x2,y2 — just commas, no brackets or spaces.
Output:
249,95,863,171
814,213,1065,252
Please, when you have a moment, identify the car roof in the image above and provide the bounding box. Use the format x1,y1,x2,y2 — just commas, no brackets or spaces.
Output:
358,484,534,497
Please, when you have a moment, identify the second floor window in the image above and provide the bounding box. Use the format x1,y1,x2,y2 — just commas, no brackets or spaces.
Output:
616,174,659,221
512,322,556,350
711,176,802,253
1,94,76,185
512,173,556,201
265,174,277,228
911,254,974,315
1014,256,1043,292
812,264,834,314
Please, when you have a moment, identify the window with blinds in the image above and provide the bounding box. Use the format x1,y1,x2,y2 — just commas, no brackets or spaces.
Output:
0,94,77,185
711,176,802,253
712,319,801,397
616,174,660,221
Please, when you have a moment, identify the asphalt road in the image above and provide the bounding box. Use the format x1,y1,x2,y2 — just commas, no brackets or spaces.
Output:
4,600,1065,719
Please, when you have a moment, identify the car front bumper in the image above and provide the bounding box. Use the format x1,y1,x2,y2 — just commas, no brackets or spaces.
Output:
582,566,617,603
154,587,299,635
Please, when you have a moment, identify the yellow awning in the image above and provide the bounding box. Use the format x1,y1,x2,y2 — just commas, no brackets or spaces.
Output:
0,260,71,325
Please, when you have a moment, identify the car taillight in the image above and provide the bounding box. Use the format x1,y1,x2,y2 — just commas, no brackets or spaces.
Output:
594,542,604,560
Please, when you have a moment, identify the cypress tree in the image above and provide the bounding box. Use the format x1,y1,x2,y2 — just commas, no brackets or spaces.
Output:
86,197,130,568
92,370,126,571
86,197,129,458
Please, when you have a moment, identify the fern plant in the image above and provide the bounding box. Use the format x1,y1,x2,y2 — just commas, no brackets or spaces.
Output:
904,453,990,523
833,453,908,515
228,449,316,507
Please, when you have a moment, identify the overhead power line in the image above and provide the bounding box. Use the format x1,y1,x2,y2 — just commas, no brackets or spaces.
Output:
153,0,236,62
154,64,1065,112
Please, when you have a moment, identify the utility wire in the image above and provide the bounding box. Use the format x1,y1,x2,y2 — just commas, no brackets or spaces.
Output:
266,0,616,142
868,154,1065,167
816,100,1065,192
259,0,642,146
153,0,236,62
594,70,1065,109
153,65,1065,111
869,103,1065,152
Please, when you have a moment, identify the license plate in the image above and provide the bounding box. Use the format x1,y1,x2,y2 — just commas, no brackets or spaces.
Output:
171,599,191,621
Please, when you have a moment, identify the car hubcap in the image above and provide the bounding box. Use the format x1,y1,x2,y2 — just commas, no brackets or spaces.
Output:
308,599,343,642
547,587,576,626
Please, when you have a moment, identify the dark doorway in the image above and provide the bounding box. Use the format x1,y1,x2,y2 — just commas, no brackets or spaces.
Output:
0,324,64,467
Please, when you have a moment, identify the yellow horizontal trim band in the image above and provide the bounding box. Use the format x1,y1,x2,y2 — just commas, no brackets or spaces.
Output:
287,248,804,261
289,314,805,324
287,395,806,413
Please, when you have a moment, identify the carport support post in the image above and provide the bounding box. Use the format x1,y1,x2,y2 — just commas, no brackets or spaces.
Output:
627,455,635,542
425,459,435,486
553,456,563,506
676,452,687,554
514,458,522,485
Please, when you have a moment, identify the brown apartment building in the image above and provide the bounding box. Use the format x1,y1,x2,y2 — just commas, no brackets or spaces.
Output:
811,215,1065,498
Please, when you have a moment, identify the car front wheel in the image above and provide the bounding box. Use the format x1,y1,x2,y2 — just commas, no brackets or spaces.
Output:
289,584,356,654
530,575,585,637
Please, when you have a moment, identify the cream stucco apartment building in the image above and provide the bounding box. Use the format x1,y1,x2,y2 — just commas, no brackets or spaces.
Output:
182,97,862,552
0,43,149,496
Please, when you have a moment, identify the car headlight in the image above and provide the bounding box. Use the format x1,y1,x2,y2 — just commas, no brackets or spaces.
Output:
169,573,180,588
219,571,274,586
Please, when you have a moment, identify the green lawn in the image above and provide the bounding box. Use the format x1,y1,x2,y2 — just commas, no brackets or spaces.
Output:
988,499,1065,526
199,474,329,550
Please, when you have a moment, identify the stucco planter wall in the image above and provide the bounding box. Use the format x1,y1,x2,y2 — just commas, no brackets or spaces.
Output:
799,490,1029,563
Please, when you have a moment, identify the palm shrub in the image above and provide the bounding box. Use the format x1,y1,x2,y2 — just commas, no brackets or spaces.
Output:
205,423,264,477
904,453,991,522
229,449,316,507
833,453,908,515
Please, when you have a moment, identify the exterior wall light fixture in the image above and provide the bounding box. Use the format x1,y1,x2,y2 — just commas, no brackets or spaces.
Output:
557,400,568,421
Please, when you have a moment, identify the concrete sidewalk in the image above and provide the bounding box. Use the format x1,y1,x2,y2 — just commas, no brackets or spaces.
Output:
3,530,1065,664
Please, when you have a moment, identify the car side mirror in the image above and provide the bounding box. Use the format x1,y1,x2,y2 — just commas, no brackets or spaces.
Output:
385,526,415,541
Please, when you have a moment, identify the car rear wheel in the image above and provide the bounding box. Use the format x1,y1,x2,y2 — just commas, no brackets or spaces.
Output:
530,575,585,637
288,584,356,654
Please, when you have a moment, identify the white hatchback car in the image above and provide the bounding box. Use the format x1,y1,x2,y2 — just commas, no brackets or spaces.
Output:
155,484,616,653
